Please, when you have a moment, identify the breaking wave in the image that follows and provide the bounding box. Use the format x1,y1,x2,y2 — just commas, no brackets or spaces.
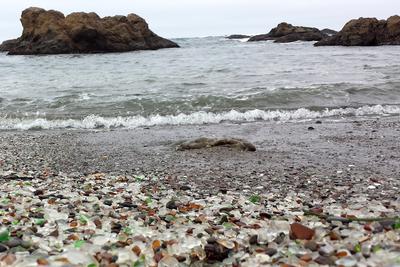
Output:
0,105,399,130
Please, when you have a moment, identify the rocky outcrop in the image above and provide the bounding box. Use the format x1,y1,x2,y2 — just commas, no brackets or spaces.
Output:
247,34,272,42
321,29,338,36
176,138,256,152
248,23,327,43
315,16,400,46
1,7,179,55
0,39,18,52
226,34,250,39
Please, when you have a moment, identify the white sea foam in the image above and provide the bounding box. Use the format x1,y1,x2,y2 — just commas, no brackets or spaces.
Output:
0,105,399,130
238,38,250,43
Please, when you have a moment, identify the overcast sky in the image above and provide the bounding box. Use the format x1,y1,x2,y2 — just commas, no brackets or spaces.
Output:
1,0,398,41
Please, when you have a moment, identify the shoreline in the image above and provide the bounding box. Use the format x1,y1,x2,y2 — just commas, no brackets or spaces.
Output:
0,116,399,266
1,116,399,196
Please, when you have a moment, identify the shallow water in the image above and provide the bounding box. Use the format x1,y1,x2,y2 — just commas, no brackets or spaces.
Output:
1,37,400,129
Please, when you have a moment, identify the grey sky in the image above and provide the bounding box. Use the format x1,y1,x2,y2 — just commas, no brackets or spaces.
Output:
0,0,398,41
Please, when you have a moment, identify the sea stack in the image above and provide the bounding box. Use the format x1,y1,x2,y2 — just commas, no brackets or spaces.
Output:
0,7,179,55
248,22,327,43
315,16,400,46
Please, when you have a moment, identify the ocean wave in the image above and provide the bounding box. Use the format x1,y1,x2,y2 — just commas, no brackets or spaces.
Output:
0,105,399,130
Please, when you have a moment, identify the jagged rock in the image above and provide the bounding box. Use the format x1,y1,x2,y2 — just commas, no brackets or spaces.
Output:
248,22,327,43
176,137,256,152
226,34,250,39
315,16,400,46
0,7,179,55
247,34,273,42
0,39,18,52
321,28,338,36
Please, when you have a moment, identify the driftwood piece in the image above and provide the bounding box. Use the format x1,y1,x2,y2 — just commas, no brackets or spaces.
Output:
176,138,256,152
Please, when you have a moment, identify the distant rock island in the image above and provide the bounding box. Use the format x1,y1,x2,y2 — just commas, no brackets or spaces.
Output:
0,7,179,55
315,16,400,46
248,23,328,43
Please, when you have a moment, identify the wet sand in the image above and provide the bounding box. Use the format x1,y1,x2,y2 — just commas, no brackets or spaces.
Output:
1,116,399,199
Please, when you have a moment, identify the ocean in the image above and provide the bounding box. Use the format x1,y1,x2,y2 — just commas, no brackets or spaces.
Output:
1,36,400,130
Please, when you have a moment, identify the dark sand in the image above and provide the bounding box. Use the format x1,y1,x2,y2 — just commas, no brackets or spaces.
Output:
1,116,399,201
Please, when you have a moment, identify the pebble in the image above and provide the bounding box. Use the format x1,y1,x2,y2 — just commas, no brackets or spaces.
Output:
273,232,286,244
249,235,258,245
166,199,178,209
0,172,398,266
290,223,315,240
119,202,137,208
219,188,228,194
179,185,191,191
1,254,16,265
265,248,278,256
110,222,122,234
319,244,335,256
315,256,334,265
0,245,8,253
204,243,230,262
304,240,319,251
336,256,358,267
4,238,22,248
158,255,180,266
103,200,113,206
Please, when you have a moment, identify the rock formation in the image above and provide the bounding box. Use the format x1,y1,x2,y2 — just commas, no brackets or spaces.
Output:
248,23,327,43
321,29,338,36
0,39,18,52
0,7,179,55
315,16,400,46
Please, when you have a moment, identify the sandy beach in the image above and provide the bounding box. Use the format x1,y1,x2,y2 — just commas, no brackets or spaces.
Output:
1,116,399,198
0,117,399,266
